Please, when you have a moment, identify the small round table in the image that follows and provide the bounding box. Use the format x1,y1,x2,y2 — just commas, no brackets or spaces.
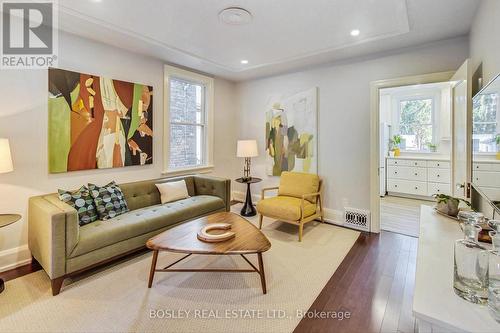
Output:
235,177,262,217
0,214,21,294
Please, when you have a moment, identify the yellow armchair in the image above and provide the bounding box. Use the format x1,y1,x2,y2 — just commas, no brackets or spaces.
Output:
256,172,324,241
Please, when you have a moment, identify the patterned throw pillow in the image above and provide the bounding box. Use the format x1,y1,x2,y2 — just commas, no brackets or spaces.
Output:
88,181,129,220
58,186,99,226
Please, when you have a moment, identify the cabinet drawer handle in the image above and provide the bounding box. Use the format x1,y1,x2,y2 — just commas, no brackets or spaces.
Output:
437,164,440,167
415,187,418,190
414,173,418,176
437,174,440,177
395,171,398,174
395,185,398,188
437,189,440,192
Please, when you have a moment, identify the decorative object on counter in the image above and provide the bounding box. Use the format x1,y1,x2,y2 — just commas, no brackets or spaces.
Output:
427,143,438,153
488,230,500,322
236,140,258,181
489,220,500,232
390,134,402,156
453,216,489,304
388,150,395,157
196,223,235,243
235,177,262,217
433,194,471,217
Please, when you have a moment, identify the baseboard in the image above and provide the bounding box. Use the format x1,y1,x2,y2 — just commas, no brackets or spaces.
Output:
0,244,31,273
231,190,345,225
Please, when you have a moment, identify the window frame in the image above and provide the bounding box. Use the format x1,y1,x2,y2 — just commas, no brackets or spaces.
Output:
393,92,440,152
163,65,214,176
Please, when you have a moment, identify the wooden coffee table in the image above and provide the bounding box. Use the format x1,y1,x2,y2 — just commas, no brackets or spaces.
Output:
146,212,272,294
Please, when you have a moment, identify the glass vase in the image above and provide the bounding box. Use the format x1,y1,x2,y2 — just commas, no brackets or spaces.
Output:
453,223,489,304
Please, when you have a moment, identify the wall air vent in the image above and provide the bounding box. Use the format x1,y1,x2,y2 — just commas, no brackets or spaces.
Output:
344,207,370,232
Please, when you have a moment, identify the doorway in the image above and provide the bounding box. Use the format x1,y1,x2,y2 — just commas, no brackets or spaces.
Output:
369,63,472,235
378,82,453,236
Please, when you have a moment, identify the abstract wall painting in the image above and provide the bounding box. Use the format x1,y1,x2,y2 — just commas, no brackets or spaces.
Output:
48,68,153,173
265,87,318,176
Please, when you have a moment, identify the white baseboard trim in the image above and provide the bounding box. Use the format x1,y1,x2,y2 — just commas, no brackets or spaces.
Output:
0,244,31,273
231,190,345,226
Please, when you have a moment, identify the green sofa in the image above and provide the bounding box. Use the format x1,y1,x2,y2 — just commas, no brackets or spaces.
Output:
28,175,231,295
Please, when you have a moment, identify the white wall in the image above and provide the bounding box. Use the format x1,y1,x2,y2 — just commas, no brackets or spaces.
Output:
0,31,236,271
234,37,469,217
470,0,500,85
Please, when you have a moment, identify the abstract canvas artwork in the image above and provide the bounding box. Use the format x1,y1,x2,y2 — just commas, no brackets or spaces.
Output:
48,68,153,173
265,87,318,176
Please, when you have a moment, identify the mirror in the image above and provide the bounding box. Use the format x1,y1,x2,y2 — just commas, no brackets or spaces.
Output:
472,73,500,212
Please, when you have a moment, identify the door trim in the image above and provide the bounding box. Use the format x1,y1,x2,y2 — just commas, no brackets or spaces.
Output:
369,71,455,233
450,59,472,198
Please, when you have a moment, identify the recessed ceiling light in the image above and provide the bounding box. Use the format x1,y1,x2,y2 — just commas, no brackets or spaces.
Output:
219,7,253,25
241,60,249,64
350,29,360,36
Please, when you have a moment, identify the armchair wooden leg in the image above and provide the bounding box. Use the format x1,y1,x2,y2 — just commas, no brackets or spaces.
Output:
259,214,263,229
298,222,303,242
319,195,325,223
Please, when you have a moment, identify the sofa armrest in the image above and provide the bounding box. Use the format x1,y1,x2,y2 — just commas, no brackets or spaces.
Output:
193,175,231,211
28,195,79,279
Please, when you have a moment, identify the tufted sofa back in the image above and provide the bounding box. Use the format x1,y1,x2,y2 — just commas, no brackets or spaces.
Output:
119,176,196,211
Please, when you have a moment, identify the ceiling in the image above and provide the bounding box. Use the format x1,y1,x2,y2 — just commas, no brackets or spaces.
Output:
57,0,481,81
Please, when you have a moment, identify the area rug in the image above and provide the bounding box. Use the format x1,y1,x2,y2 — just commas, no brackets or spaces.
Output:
0,204,359,333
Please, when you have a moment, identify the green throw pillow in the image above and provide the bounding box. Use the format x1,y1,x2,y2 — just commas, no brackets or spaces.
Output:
58,186,99,226
88,181,129,220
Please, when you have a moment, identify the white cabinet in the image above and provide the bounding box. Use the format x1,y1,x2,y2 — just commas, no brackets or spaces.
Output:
387,157,451,198
428,168,451,183
427,182,451,197
472,161,500,201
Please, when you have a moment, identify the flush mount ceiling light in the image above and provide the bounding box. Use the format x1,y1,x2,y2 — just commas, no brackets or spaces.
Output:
240,60,249,64
350,29,360,36
219,7,253,25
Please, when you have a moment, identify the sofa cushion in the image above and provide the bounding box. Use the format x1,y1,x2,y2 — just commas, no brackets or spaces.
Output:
256,196,317,221
69,195,225,258
88,181,129,220
58,186,98,226
120,176,195,211
278,172,320,203
155,180,189,204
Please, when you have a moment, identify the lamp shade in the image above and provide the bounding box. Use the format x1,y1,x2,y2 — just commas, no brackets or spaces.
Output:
0,138,13,174
237,140,258,157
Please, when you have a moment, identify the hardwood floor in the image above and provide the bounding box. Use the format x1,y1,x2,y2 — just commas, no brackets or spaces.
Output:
294,231,418,333
0,259,41,282
380,196,433,237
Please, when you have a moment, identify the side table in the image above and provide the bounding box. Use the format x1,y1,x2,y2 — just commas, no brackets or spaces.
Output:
0,214,21,294
235,177,262,217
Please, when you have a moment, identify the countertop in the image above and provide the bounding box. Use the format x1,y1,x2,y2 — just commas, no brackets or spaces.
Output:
413,206,499,332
